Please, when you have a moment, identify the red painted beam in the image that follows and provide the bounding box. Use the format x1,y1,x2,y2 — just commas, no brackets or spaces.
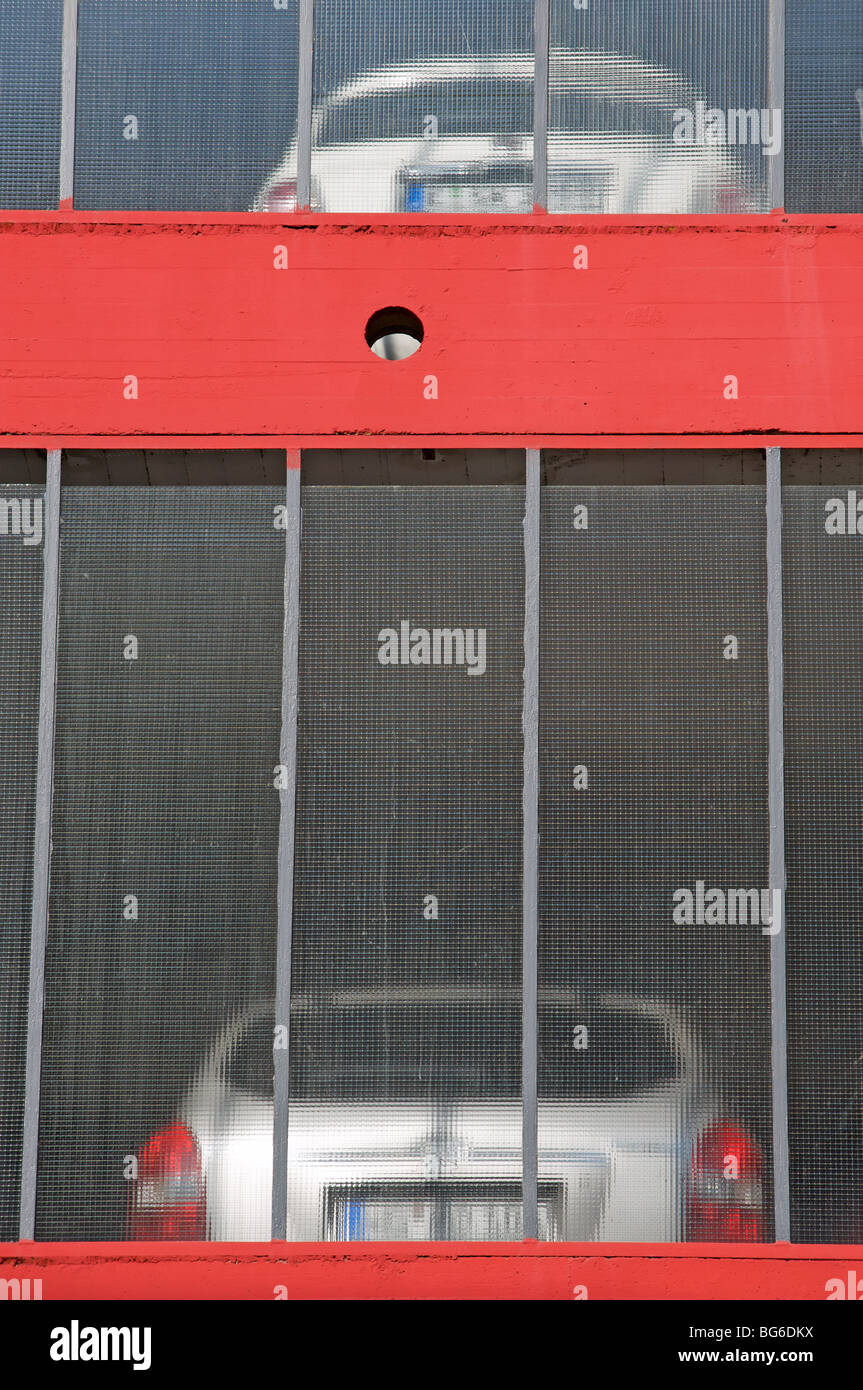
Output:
2,1241,863,1300
1,212,862,443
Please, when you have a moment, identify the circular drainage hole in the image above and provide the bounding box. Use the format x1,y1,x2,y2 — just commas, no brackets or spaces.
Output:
365,306,424,360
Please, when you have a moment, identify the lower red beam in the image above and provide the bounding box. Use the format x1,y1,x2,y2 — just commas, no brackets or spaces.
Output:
2,1241,863,1299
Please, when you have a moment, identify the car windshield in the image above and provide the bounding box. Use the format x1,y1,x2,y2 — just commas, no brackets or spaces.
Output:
316,80,683,146
317,80,533,144
226,1001,681,1102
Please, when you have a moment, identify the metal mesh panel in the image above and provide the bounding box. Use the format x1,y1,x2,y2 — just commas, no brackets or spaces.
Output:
785,484,863,1242
548,1,771,213
0,0,62,208
786,1,863,212
0,485,44,1239
37,488,284,1240
287,487,523,1240
301,1,533,214
538,486,771,1241
75,0,299,211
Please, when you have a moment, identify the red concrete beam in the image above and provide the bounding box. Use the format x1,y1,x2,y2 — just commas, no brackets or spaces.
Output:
2,1240,863,1300
1,212,862,446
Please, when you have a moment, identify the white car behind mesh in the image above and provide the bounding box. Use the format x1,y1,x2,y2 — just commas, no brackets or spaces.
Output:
252,51,759,214
127,989,765,1243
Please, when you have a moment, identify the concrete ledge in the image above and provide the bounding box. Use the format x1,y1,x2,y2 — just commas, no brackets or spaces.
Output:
2,1240,863,1299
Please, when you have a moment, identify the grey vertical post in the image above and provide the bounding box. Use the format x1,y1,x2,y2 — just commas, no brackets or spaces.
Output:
533,0,550,211
768,0,785,210
522,450,541,1240
59,0,79,205
272,457,302,1240
19,450,62,1240
296,0,315,211
766,446,790,1241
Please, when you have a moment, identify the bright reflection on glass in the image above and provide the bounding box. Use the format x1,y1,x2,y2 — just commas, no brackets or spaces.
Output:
549,1,771,212
255,1,534,213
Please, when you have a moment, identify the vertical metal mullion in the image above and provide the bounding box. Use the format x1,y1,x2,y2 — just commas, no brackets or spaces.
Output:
59,0,79,206
272,453,302,1240
532,0,550,212
296,0,315,211
522,450,541,1240
768,0,785,210
766,446,790,1242
19,450,62,1241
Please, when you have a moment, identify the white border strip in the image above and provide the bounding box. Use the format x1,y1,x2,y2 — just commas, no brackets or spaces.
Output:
522,449,541,1239
532,0,550,210
768,0,785,209
19,449,62,1240
766,445,790,1241
59,0,79,205
271,460,302,1240
296,0,315,211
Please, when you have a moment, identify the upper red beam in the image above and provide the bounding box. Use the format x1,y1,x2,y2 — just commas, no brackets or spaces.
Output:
1,212,862,443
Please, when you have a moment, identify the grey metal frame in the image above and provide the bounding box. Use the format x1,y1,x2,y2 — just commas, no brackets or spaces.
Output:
272,460,303,1240
296,0,315,211
12,1,796,1247
521,446,792,1243
768,0,785,210
13,446,798,1247
55,0,782,221
59,0,79,205
766,446,790,1241
18,450,62,1241
17,2,78,1235
522,449,541,1239
532,0,550,211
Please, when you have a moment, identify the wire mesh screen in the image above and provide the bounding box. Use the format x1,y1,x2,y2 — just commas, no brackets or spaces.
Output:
37,488,284,1240
0,0,62,208
0,486,44,1239
538,487,771,1242
303,0,533,214
75,0,299,211
287,487,523,1240
785,485,863,1242
786,1,863,212
548,1,771,213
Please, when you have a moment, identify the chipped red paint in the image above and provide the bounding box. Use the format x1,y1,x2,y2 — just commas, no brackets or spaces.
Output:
1,211,862,444
0,1241,861,1300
